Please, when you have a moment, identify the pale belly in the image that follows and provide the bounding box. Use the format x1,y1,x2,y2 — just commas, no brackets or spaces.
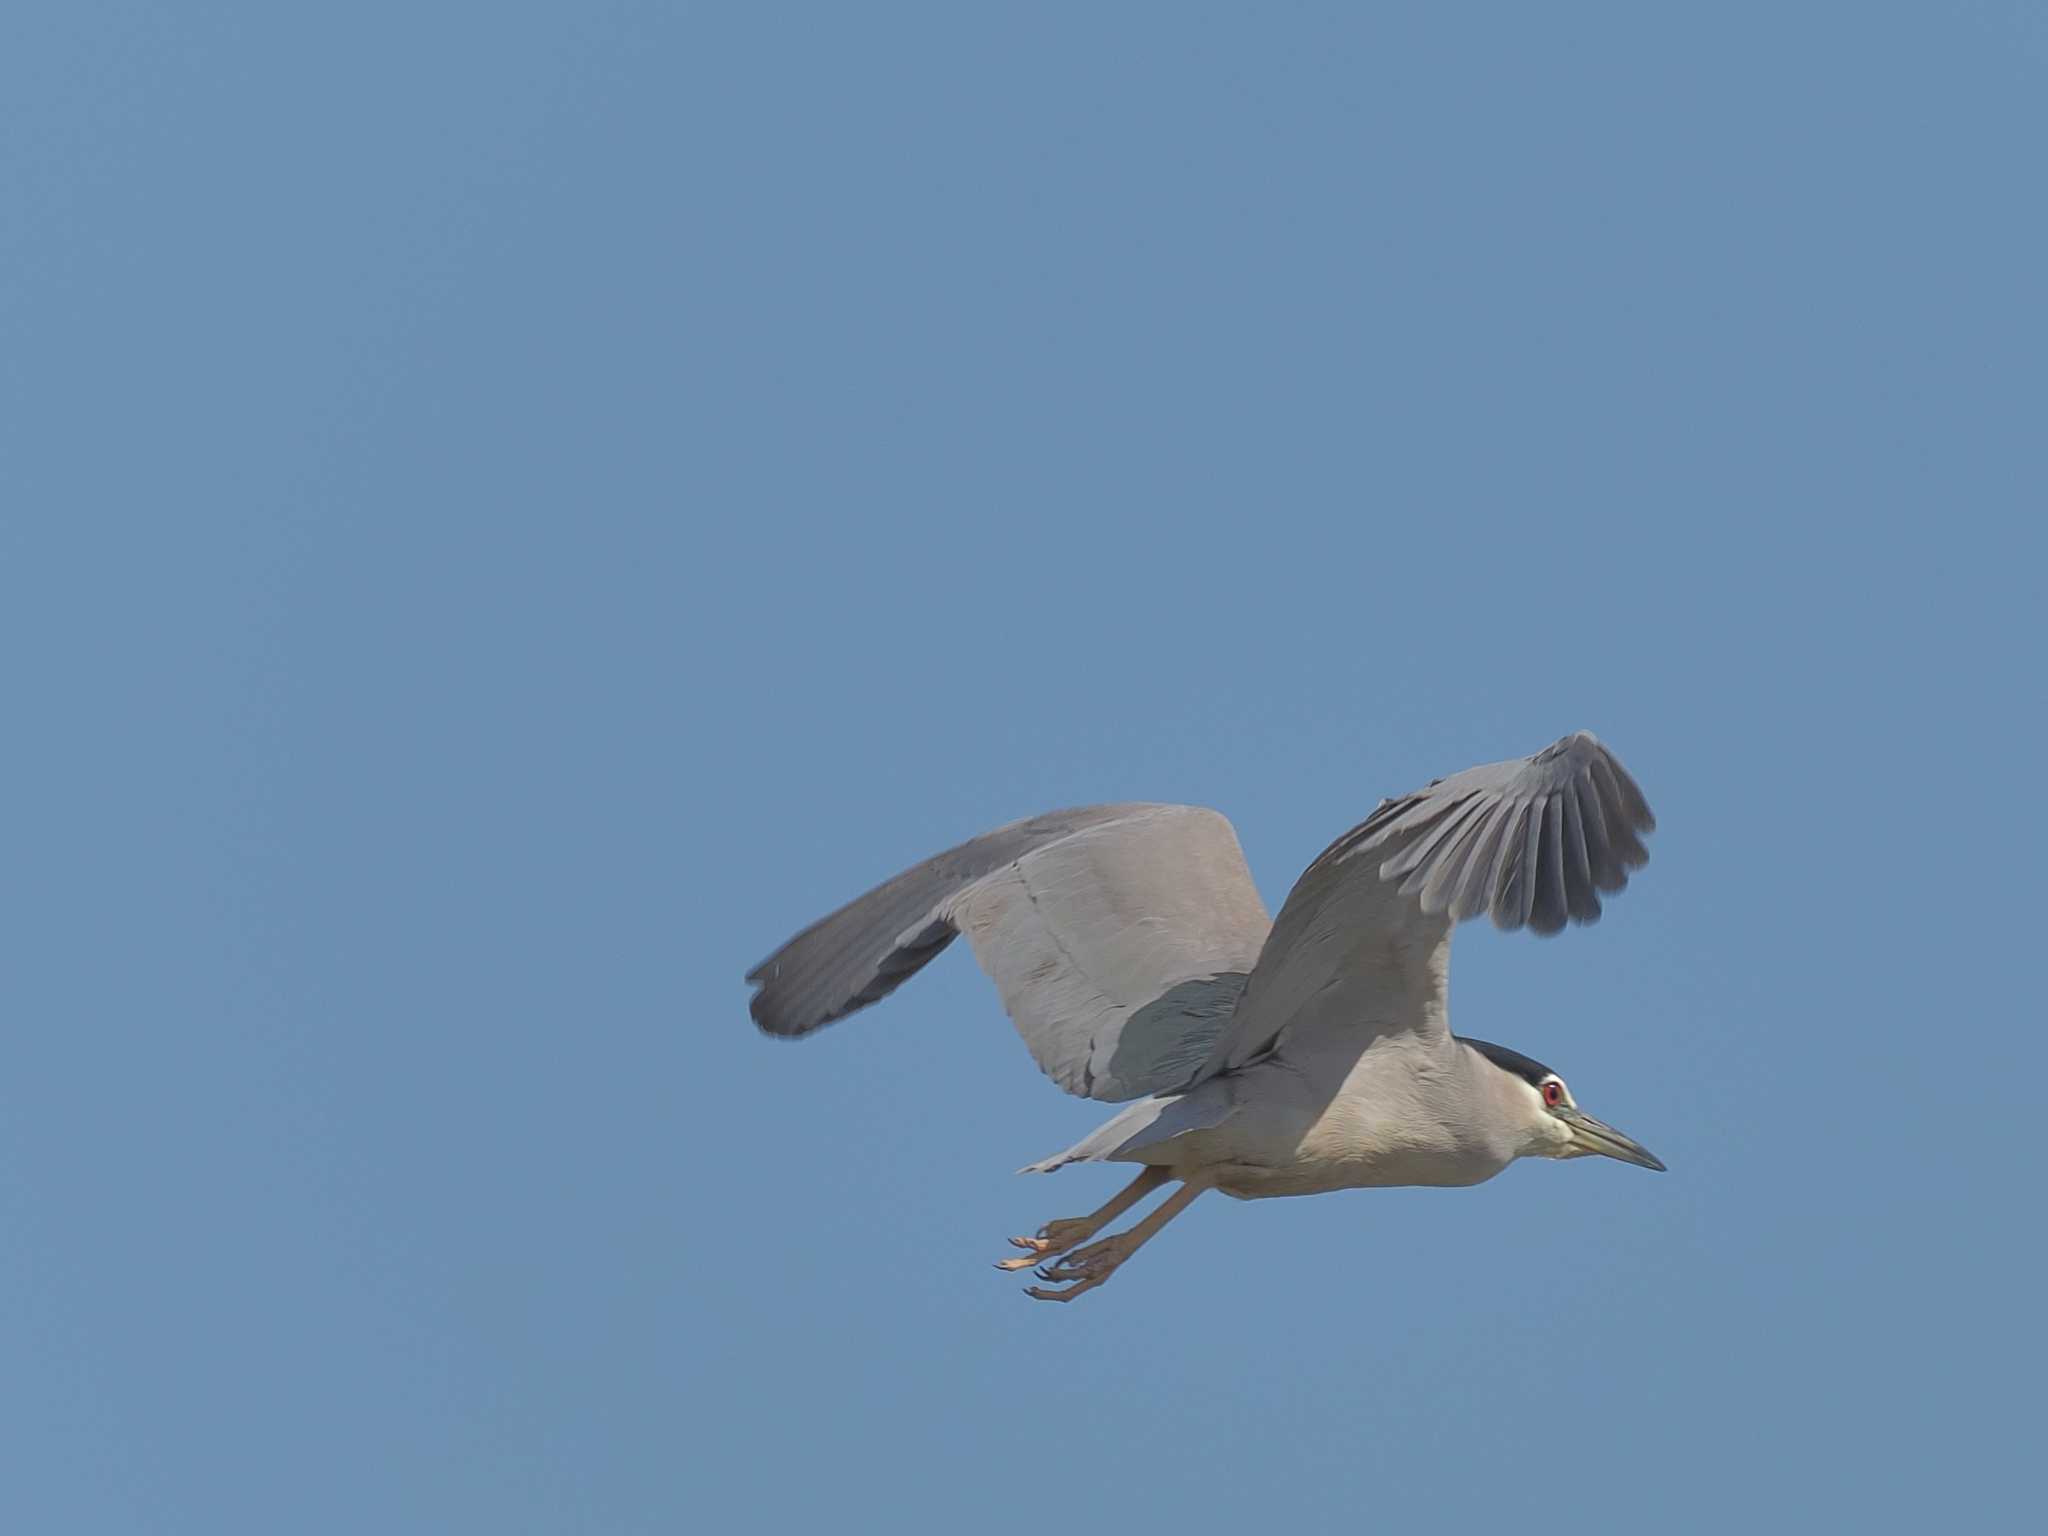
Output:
1108,1043,1520,1199
1207,1146,1513,1200
1170,1060,1518,1198
1134,1109,1519,1199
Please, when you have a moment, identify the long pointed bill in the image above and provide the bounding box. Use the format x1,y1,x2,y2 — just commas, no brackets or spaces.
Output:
1560,1107,1667,1171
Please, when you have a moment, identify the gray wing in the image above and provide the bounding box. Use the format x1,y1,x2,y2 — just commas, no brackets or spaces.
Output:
746,804,1272,1102
1193,732,1655,1080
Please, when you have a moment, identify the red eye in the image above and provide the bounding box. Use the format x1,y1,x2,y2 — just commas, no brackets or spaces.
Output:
1542,1081,1565,1107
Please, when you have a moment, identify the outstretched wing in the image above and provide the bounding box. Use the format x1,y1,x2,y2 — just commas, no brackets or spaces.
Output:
746,804,1272,1101
1192,732,1655,1081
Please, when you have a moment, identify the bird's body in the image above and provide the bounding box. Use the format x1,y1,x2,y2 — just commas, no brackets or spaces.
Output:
1152,1036,1531,1198
1056,1036,1507,1204
748,732,1664,1300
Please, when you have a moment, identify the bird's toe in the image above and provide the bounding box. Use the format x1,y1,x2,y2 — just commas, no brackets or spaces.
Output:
1024,1276,1106,1303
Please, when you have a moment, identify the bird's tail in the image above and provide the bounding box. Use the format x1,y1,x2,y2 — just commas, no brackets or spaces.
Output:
1019,1083,1236,1173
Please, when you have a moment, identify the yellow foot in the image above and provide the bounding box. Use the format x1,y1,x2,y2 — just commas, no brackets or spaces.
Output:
992,1217,1099,1271
1023,1234,1135,1303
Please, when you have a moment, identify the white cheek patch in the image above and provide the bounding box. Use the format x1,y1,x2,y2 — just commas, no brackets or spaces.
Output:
1514,1079,1578,1158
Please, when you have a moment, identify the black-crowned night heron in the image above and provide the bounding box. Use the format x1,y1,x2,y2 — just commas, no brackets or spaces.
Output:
747,732,1663,1302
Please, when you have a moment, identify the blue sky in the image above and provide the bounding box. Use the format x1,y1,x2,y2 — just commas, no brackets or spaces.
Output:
5,3,2044,1531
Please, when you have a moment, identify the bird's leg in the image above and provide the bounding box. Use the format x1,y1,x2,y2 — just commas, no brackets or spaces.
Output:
993,1166,1170,1271
1024,1178,1209,1303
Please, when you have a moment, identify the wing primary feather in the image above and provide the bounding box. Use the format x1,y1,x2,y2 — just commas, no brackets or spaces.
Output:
1511,799,1545,930
1383,795,1481,885
1559,788,1602,922
1448,804,1513,922
1605,754,1657,832
1482,798,1527,919
1394,796,1491,894
805,891,932,1023
1574,778,1625,892
1493,801,1536,931
1418,801,1497,914
1380,794,1484,880
1589,756,1650,867
1530,794,1569,934
1372,792,1471,844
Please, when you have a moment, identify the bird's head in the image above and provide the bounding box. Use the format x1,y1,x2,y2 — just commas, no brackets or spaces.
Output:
1462,1038,1666,1172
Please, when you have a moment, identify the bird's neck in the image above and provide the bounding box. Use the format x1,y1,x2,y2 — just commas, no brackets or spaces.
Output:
1451,1039,1545,1162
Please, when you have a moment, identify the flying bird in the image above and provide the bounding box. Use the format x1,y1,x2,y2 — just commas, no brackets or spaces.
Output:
746,732,1662,1302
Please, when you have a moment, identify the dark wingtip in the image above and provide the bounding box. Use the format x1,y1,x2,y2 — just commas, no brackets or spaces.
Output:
748,994,820,1039
744,964,806,1038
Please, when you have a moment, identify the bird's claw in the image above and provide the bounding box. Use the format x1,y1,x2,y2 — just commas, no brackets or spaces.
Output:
994,1234,1052,1268
1020,1236,1130,1301
1031,1261,1080,1283
1024,1280,1104,1303
992,1217,1097,1271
